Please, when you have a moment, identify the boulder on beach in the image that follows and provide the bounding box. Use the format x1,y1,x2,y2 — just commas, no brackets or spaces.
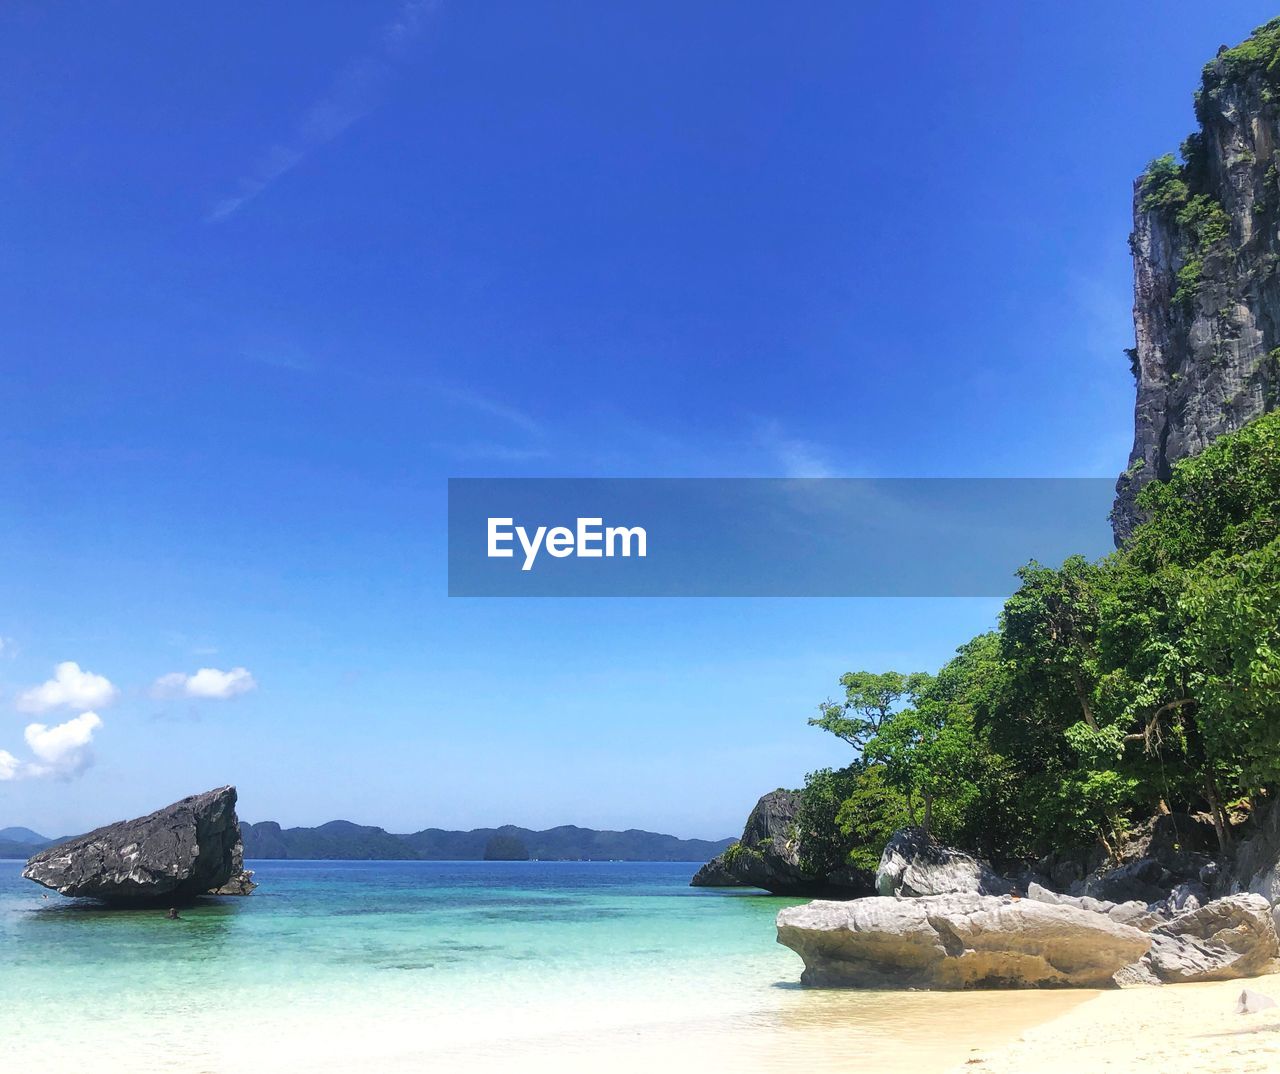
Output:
1120,893,1280,984
23,786,245,902
875,828,1016,898
1025,881,1165,931
776,893,1151,989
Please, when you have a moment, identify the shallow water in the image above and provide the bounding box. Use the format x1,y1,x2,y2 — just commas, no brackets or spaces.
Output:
0,859,1085,1072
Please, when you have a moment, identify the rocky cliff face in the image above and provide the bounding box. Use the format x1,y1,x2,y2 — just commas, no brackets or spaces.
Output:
1114,20,1280,540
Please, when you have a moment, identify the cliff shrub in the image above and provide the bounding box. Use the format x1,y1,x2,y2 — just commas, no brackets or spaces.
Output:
1205,17,1280,91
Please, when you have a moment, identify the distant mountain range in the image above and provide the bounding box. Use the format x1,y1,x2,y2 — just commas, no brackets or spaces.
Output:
0,820,733,863
0,827,59,859
241,820,733,862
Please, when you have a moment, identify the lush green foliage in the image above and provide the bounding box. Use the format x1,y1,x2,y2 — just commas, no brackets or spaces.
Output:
799,411,1280,874
1204,17,1280,91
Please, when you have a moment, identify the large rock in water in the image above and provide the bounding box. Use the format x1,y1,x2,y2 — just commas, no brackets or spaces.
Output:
691,789,809,893
775,894,1151,989
690,789,874,897
207,837,257,896
689,856,741,887
1119,893,1280,985
23,786,243,902
875,828,1015,898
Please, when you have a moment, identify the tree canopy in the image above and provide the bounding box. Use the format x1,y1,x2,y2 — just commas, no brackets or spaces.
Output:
797,411,1280,874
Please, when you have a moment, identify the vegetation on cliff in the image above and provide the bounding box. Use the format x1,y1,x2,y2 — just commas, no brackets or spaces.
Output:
801,410,1280,872
1114,17,1280,538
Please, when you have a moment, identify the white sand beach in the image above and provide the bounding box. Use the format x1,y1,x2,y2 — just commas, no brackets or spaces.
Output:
953,972,1280,1074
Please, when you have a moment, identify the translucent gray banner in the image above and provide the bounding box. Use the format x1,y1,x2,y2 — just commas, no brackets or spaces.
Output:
447,478,1116,597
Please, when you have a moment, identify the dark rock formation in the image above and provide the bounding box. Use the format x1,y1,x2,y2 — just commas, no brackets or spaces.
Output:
875,828,1015,898
1224,799,1280,921
689,857,742,887
690,789,873,897
692,790,807,893
776,894,1151,989
1034,814,1218,903
1117,893,1280,984
23,787,243,902
1114,20,1280,540
207,838,257,896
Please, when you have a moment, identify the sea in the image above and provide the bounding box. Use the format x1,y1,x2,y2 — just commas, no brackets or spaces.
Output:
0,859,1082,1073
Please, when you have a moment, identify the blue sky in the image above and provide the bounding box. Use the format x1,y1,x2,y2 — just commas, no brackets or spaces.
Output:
1,1,1274,839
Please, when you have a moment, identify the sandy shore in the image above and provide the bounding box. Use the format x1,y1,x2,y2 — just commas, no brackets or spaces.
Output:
953,973,1280,1074
5,985,1090,1074
18,977,1280,1073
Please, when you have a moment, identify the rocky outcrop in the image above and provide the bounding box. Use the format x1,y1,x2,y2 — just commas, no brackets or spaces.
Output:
1114,20,1280,540
775,894,1151,989
24,787,243,903
1117,893,1280,984
207,838,257,896
691,789,873,897
1225,800,1280,920
692,790,807,893
689,857,742,887
1026,881,1165,931
1033,814,1218,905
875,828,1015,898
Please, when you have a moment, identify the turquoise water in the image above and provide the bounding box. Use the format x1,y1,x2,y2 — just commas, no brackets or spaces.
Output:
0,859,798,1004
0,860,1078,1072
0,859,808,1069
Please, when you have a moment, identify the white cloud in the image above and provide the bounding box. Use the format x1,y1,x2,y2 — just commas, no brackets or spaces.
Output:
153,667,257,701
20,712,103,780
17,662,119,714
207,0,436,222
0,750,19,781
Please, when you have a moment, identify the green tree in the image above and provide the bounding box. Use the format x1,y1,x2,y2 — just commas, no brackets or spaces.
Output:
808,670,931,754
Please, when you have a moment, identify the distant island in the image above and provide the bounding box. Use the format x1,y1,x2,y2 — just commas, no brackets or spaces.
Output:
0,819,734,863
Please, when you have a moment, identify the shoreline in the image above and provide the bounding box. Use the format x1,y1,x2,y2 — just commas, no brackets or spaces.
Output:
953,972,1280,1074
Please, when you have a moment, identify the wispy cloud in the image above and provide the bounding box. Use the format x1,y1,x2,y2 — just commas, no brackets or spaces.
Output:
207,0,437,223
754,419,835,478
440,441,552,463
437,385,545,436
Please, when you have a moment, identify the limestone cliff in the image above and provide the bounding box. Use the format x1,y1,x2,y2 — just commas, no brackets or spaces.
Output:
1114,20,1280,540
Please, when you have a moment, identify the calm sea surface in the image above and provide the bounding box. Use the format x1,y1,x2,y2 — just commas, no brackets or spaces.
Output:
0,859,1083,1073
